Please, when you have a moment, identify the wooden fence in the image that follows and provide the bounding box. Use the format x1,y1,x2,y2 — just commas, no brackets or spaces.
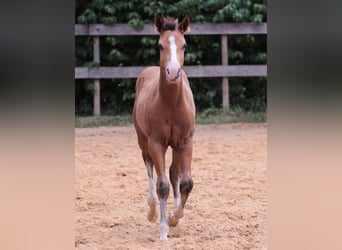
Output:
75,23,267,116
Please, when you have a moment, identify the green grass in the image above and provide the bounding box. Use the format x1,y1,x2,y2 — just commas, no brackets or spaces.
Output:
75,108,266,128
195,107,266,124
75,115,133,128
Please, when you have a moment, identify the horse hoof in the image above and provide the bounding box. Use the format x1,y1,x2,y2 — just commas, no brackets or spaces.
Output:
148,212,158,222
160,223,169,240
160,234,168,240
168,214,179,227
147,200,158,222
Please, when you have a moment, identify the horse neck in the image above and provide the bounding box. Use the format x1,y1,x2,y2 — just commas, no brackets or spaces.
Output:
158,69,184,106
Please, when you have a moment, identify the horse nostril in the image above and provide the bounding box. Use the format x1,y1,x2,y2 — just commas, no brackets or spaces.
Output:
167,68,170,75
176,69,180,78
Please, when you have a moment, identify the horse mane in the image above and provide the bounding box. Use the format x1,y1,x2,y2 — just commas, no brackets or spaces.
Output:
161,17,177,31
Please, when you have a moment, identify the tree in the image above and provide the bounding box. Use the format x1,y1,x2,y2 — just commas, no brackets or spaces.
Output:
75,0,267,116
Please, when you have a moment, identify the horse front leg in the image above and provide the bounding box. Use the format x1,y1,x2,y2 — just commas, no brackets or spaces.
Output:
168,150,183,227
148,140,170,240
168,146,193,227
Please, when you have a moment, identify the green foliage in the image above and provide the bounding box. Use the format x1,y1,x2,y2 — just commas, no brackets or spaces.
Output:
75,0,267,116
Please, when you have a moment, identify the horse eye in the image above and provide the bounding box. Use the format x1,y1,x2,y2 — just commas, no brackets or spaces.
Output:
182,44,187,50
158,44,164,51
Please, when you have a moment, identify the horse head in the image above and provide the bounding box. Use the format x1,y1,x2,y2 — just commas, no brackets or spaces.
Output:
154,14,191,84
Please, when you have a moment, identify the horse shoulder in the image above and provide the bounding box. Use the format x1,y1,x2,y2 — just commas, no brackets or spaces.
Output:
136,67,157,92
181,72,196,113
134,67,160,136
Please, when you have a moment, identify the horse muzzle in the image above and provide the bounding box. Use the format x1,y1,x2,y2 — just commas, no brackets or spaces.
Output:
165,66,181,83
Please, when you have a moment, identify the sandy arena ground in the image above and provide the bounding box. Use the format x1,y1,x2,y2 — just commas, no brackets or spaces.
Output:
75,123,267,249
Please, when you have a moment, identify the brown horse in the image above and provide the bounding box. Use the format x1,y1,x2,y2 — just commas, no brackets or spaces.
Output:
133,14,195,240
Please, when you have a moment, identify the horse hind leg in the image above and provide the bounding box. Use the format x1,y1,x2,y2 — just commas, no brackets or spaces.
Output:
168,160,184,227
144,156,158,222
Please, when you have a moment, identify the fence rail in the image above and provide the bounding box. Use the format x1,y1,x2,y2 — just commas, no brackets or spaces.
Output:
75,23,267,116
75,65,267,79
75,23,267,36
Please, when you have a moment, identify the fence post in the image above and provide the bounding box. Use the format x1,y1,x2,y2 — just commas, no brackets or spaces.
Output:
93,36,100,116
221,35,229,113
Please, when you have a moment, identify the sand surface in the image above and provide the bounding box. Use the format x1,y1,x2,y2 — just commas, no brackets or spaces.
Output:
75,123,267,249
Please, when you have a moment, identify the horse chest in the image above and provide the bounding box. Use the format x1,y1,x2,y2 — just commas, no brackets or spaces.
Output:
162,123,193,148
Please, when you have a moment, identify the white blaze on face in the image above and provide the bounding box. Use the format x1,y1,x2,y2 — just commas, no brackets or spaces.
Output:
168,36,180,68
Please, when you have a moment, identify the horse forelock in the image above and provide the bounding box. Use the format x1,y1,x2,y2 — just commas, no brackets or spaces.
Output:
162,17,177,31
164,23,176,31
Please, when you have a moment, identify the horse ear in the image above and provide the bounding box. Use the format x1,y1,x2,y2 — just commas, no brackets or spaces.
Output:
178,14,191,34
154,14,164,33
